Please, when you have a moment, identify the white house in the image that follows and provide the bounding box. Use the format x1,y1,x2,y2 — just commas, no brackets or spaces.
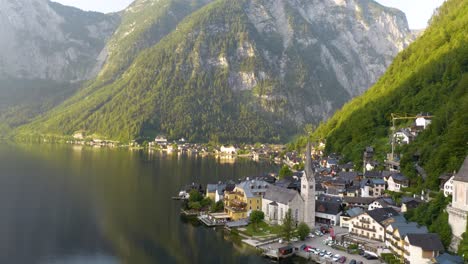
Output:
444,175,454,197
393,129,414,144
386,173,409,192
315,200,342,226
220,145,237,155
348,207,399,242
262,185,304,225
415,116,432,129
340,207,364,228
155,135,168,144
403,233,444,264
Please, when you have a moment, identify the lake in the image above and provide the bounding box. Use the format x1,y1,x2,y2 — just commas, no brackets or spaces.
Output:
0,143,289,264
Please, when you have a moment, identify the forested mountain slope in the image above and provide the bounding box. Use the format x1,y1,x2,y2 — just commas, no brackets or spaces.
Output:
17,0,413,142
311,0,467,189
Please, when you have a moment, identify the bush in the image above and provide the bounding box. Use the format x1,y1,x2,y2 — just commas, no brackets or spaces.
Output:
297,222,310,240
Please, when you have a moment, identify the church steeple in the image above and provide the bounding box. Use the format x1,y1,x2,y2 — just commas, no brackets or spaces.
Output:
305,142,313,180
301,142,315,229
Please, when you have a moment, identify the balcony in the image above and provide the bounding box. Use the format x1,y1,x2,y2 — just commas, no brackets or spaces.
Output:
354,224,376,232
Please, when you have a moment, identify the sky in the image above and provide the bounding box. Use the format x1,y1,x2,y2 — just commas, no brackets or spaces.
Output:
53,0,445,29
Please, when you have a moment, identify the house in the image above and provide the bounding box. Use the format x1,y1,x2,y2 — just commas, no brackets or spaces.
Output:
385,220,428,258
220,145,238,155
73,130,85,139
315,200,342,226
360,178,386,197
154,135,168,144
401,197,423,213
224,179,268,220
415,114,432,129
348,207,399,242
343,196,375,209
386,173,409,192
339,162,355,172
443,175,455,197
447,156,468,251
403,233,444,264
394,128,415,144
262,185,303,225
340,207,364,228
368,198,398,211
363,146,374,172
439,172,455,192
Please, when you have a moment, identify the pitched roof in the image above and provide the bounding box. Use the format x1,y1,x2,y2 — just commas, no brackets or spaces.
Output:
343,196,375,205
435,253,464,264
316,201,342,215
346,207,365,217
406,233,444,251
237,180,269,198
453,156,468,182
367,208,399,224
263,185,300,205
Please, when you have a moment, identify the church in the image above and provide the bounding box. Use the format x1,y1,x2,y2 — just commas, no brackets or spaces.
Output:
447,156,468,251
262,143,316,229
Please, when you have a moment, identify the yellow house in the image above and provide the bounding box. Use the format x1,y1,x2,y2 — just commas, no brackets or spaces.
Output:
224,179,268,220
385,220,428,261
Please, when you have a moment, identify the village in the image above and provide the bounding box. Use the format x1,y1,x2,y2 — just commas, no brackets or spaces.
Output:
174,115,466,264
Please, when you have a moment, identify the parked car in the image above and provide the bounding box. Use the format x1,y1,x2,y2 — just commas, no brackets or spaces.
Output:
291,237,299,242
349,260,356,264
308,233,315,238
364,254,378,260
332,254,340,261
337,256,347,263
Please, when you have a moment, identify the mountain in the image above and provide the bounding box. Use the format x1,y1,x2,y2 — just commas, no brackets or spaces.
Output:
16,0,414,142
0,0,119,82
310,0,467,190
0,0,121,133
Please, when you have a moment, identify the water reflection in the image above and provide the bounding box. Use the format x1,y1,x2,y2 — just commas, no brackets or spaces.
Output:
0,144,275,264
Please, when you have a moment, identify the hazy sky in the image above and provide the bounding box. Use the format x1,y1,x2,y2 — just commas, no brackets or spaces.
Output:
53,0,445,29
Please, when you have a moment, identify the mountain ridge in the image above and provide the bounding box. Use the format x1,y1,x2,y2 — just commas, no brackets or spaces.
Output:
13,0,414,143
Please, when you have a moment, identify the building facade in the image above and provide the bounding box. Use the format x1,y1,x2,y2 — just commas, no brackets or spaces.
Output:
448,156,468,251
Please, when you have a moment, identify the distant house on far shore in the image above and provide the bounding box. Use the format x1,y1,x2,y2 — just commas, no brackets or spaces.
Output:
220,145,237,155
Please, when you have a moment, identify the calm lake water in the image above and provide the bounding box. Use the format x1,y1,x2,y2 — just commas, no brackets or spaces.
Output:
0,143,297,264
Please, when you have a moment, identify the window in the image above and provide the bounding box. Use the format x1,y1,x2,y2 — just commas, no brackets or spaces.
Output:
303,185,306,189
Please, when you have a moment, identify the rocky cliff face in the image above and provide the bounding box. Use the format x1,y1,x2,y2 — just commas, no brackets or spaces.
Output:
0,0,120,82
16,0,415,142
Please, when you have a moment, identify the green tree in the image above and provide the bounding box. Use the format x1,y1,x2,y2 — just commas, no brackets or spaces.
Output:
281,209,294,242
200,197,213,208
297,222,310,241
458,228,468,262
250,210,265,231
189,189,203,203
211,200,224,213
278,165,293,179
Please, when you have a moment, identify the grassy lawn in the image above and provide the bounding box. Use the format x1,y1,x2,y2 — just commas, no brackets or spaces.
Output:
242,221,283,237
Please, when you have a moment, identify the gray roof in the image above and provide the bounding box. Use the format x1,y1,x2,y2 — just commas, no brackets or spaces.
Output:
388,221,428,237
435,253,464,264
390,173,408,183
316,201,342,215
346,207,365,217
454,156,468,182
367,208,399,224
264,185,300,205
237,180,269,198
406,233,444,251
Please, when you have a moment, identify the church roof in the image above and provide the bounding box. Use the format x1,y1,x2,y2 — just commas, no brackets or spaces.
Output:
453,156,468,182
264,185,300,205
